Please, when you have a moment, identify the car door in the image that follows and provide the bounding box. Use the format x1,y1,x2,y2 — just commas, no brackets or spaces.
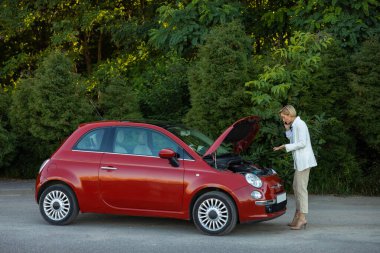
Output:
99,127,185,212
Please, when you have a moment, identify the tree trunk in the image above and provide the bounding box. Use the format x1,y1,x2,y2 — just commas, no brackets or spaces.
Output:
98,31,103,63
82,33,92,75
140,0,145,20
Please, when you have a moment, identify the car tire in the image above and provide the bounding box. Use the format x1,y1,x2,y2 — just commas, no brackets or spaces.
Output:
39,184,79,225
192,191,237,235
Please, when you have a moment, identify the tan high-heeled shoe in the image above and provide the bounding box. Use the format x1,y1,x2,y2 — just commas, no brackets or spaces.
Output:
287,212,300,226
290,219,307,230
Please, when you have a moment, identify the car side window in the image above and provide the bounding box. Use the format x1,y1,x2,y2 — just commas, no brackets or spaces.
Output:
112,127,192,159
151,131,179,157
73,128,105,151
113,127,152,155
113,128,131,154
151,131,193,160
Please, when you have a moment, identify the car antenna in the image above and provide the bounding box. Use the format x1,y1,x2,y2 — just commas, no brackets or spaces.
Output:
212,151,218,169
88,98,104,120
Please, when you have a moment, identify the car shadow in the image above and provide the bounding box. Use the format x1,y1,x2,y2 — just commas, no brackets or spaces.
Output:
72,213,288,236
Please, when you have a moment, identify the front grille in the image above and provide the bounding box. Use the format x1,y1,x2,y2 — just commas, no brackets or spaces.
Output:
265,200,287,213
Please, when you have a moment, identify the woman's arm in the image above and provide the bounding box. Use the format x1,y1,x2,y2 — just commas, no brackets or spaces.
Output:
285,122,308,152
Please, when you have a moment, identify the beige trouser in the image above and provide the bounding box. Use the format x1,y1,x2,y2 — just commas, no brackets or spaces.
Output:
293,168,310,213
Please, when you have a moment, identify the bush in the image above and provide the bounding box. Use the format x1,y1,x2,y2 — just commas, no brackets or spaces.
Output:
9,51,94,177
347,38,380,153
136,52,190,121
92,61,142,120
185,21,251,137
0,90,15,173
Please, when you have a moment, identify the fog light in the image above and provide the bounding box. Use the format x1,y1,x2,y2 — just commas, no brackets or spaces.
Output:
251,191,263,200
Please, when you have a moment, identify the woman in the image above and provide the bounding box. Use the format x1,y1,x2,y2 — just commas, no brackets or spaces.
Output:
273,105,317,230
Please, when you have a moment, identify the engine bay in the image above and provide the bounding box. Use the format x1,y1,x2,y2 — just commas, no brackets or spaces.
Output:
203,154,273,176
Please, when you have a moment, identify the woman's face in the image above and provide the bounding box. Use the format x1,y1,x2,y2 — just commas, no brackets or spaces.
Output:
280,113,294,125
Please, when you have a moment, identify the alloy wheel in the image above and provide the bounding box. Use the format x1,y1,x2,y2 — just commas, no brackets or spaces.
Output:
43,190,71,221
198,198,229,231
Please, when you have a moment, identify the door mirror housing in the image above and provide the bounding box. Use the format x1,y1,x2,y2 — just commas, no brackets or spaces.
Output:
159,148,177,159
159,149,179,167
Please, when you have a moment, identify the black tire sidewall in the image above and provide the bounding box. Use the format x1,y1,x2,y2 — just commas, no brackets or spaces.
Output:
39,184,79,225
192,191,237,235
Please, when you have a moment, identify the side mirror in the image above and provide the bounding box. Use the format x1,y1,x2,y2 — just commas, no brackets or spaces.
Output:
159,148,179,167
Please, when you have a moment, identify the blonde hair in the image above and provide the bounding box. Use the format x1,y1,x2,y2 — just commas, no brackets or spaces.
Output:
279,105,297,117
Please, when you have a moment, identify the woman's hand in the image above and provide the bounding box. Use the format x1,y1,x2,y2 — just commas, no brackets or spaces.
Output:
273,145,285,151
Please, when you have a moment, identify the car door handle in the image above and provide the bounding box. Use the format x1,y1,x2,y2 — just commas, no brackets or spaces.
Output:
100,166,118,171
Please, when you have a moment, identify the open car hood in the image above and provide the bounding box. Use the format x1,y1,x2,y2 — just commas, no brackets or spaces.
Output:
203,116,260,157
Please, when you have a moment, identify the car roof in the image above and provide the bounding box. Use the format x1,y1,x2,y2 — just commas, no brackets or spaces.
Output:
78,119,182,129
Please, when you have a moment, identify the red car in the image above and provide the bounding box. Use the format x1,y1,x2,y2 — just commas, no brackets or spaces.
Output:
35,116,286,235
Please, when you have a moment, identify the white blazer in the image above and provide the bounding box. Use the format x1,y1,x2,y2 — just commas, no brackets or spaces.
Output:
285,116,317,171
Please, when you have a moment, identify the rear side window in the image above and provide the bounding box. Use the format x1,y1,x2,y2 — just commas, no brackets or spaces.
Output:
73,128,106,151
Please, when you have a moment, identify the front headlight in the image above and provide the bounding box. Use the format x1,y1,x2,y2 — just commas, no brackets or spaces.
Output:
245,173,262,188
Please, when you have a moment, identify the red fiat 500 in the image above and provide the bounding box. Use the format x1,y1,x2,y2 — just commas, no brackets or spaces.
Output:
35,116,286,235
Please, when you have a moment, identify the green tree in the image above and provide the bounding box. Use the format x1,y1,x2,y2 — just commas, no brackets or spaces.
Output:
290,0,380,49
9,51,94,177
8,78,41,177
0,90,15,170
246,31,333,117
348,38,380,152
136,52,190,121
91,60,142,120
0,0,171,89
241,0,296,53
245,31,333,189
27,51,94,143
298,42,363,194
346,37,380,195
149,0,241,58
185,21,251,137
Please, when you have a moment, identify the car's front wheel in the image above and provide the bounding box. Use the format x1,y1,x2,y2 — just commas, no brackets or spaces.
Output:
39,184,79,225
192,191,237,235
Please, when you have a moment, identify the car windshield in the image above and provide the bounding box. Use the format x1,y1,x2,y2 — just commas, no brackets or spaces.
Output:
166,126,230,156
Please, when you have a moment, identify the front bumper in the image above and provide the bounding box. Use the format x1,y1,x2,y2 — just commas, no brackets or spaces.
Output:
234,185,287,223
255,192,287,213
263,199,287,213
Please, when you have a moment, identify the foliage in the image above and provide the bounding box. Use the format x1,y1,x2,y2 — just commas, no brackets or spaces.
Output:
297,42,365,194
290,0,380,49
347,37,380,152
135,52,190,121
91,59,142,120
0,0,378,195
149,0,241,57
306,116,362,195
346,37,380,194
245,31,333,190
241,0,296,53
27,51,94,143
246,31,333,117
8,51,94,176
0,91,15,169
0,0,170,89
185,21,251,137
0,125,15,168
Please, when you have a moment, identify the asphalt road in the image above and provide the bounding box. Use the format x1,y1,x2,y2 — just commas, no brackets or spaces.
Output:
0,180,379,253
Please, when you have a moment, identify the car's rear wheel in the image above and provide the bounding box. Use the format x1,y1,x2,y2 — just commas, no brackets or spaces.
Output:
192,191,237,235
39,184,79,225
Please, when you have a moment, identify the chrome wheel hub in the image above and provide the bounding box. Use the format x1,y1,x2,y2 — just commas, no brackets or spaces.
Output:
198,198,229,231
43,190,70,221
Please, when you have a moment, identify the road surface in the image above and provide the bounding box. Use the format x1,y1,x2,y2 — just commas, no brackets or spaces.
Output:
0,180,379,253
